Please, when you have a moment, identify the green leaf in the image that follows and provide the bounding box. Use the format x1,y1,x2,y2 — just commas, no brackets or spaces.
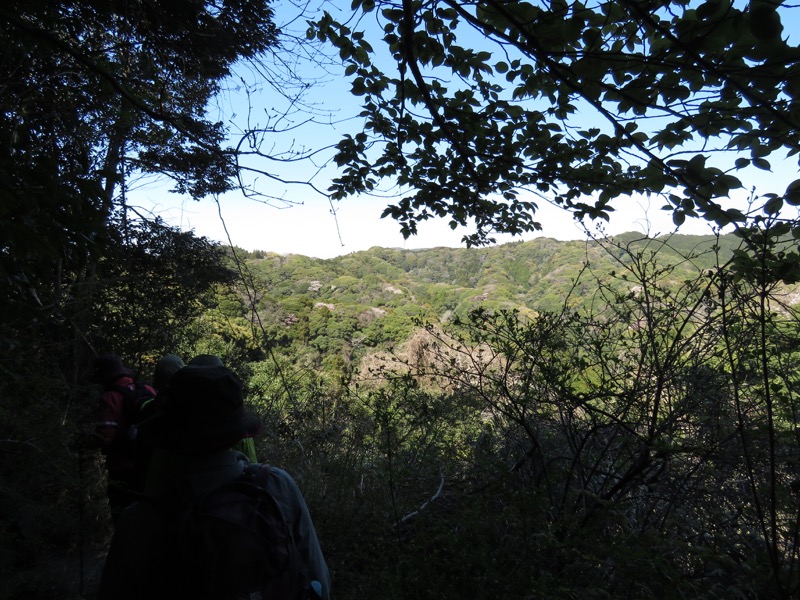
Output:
696,0,723,20
351,77,366,96
785,179,800,206
382,8,404,21
688,154,706,173
763,196,783,215
752,157,771,170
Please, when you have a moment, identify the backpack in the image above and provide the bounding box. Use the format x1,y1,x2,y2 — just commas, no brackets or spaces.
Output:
163,464,311,600
112,381,158,441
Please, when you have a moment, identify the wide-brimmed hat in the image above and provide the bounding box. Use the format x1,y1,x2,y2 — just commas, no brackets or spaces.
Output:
157,365,263,454
91,354,133,386
187,354,224,367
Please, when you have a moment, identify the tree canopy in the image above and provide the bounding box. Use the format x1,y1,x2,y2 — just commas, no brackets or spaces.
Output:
0,0,281,332
312,0,800,247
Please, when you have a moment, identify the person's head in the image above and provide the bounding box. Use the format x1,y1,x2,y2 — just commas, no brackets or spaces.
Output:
188,354,224,367
91,354,133,387
152,354,185,392
158,365,262,454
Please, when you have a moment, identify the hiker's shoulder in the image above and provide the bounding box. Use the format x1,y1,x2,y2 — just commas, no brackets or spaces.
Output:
250,464,302,496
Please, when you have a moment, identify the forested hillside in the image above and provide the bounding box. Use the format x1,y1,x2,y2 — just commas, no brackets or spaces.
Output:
224,232,749,367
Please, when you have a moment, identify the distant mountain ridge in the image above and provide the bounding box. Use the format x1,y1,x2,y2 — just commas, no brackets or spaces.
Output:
242,232,744,315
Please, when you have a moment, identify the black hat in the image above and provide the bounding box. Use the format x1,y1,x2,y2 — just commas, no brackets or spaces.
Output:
159,365,263,454
188,354,224,367
92,354,133,386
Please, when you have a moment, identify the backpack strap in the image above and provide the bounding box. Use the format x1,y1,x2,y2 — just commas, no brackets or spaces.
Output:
241,464,284,520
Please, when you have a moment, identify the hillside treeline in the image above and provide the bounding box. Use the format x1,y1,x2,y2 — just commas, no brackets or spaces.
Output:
3,228,800,599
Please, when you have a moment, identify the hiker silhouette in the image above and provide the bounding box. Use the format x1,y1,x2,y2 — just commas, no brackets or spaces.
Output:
87,354,157,523
143,355,259,495
98,364,330,599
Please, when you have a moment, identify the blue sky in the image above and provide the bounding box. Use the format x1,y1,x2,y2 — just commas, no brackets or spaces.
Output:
130,1,800,258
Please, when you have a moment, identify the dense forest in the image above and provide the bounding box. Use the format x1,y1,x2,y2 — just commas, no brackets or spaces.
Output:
3,0,800,598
